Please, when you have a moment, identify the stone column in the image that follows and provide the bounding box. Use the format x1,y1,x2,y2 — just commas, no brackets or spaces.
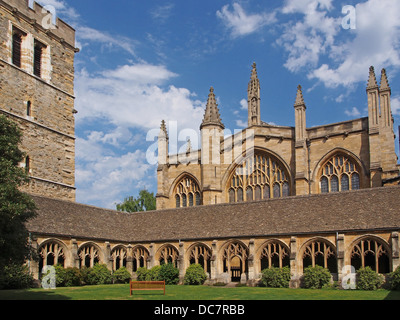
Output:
247,239,255,283
71,239,80,268
336,234,345,284
210,240,218,282
126,245,133,276
289,236,300,288
148,243,156,268
105,242,112,271
178,241,185,284
392,232,400,271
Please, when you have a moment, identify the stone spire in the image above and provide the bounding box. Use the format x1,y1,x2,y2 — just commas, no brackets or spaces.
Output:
367,66,378,89
160,119,168,139
200,87,224,130
294,85,306,108
248,62,261,126
380,68,391,93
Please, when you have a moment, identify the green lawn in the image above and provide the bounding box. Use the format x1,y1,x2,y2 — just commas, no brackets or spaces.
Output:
0,284,399,300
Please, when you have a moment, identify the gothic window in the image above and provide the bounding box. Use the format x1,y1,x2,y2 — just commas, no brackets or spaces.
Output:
38,241,66,273
319,154,361,194
132,246,149,272
78,244,100,268
351,238,390,273
111,246,127,271
188,244,211,275
302,240,337,273
260,241,290,271
174,176,201,208
228,153,290,203
158,245,179,268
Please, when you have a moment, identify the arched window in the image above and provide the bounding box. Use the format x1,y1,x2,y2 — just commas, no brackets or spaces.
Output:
174,176,201,208
351,238,390,273
111,246,127,271
39,241,66,273
158,245,179,268
132,246,149,272
302,240,337,273
228,153,290,202
188,244,211,275
78,244,100,268
319,154,361,193
260,241,290,271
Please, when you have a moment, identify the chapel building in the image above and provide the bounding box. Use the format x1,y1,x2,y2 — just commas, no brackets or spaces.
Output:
156,63,399,210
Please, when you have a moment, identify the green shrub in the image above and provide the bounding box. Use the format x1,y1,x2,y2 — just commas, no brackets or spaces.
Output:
389,266,400,290
86,264,112,285
159,263,180,285
145,266,162,281
136,267,148,281
184,264,207,285
113,267,131,284
0,264,34,290
302,265,331,289
54,265,82,287
261,266,291,288
356,267,384,290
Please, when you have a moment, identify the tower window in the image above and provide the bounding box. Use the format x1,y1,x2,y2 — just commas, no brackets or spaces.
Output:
34,40,46,78
27,101,32,117
12,29,24,68
25,156,30,174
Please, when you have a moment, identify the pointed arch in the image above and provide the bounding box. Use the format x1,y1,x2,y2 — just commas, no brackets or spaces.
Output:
156,244,180,267
170,172,202,208
223,148,292,203
299,238,337,273
186,242,212,275
256,239,290,271
313,148,367,194
110,245,127,271
78,242,102,268
132,245,150,271
38,239,68,272
348,235,391,273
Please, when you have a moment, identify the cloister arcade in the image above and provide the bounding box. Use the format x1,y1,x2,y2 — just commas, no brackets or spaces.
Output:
33,232,399,286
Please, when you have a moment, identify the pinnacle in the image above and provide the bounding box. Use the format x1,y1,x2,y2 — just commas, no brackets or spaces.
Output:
380,68,391,92
367,66,378,89
201,87,224,130
294,85,305,107
159,120,168,138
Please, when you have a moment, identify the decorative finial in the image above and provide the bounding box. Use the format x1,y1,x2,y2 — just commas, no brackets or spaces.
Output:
294,85,305,107
380,68,391,92
367,66,378,89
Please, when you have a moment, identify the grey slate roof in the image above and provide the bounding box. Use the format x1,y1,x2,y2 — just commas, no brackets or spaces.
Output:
26,186,400,243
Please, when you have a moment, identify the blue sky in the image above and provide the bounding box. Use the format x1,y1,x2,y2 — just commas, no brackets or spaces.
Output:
36,0,400,209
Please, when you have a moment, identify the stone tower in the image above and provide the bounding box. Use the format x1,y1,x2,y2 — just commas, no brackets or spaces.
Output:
0,0,78,201
200,87,224,205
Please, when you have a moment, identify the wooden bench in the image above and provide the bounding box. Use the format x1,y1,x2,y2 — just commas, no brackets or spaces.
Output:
130,281,166,296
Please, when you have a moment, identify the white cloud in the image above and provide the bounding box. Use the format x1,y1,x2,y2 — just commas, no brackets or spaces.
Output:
344,107,361,117
216,3,276,38
277,0,339,73
240,99,248,110
275,0,400,89
235,119,247,128
392,96,400,116
75,63,205,132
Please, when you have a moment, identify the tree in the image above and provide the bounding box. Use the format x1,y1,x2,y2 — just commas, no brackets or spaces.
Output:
116,189,156,213
0,115,36,271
